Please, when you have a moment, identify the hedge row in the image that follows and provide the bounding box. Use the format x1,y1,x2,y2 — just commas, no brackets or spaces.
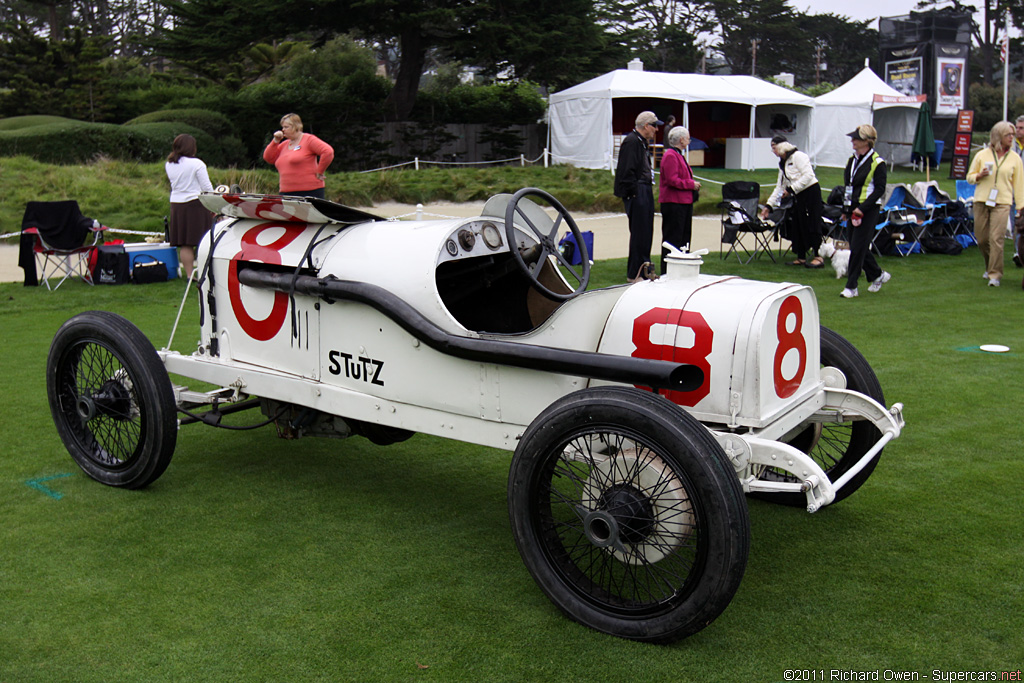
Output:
0,119,246,167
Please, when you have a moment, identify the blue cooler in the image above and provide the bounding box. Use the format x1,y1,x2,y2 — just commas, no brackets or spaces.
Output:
125,243,179,280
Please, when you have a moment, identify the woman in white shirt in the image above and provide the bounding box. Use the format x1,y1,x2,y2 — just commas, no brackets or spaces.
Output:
165,134,214,279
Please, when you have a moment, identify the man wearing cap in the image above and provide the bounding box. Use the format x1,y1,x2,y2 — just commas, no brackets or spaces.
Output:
615,111,662,281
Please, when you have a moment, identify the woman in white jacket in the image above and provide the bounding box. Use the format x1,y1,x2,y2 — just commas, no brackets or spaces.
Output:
762,136,825,267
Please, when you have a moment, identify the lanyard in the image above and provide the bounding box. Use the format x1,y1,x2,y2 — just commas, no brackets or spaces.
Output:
991,148,1009,185
849,151,873,183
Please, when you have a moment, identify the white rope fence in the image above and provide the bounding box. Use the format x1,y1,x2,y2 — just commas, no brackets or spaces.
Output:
1,226,164,241
360,151,550,173
386,207,630,222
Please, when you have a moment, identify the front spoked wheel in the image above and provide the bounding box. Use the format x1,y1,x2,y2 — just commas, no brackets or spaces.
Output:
754,325,885,506
508,387,749,643
47,311,177,489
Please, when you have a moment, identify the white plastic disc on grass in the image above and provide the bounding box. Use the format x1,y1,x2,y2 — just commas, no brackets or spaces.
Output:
979,344,1010,353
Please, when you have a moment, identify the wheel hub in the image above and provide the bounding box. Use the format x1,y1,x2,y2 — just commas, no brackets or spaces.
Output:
582,510,619,548
79,379,133,421
596,484,655,544
583,450,695,564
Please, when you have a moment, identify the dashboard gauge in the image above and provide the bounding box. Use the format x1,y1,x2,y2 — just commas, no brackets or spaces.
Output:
458,229,476,251
481,222,503,250
445,239,459,256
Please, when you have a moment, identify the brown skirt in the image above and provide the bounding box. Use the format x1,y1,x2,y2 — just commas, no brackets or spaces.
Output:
168,199,213,247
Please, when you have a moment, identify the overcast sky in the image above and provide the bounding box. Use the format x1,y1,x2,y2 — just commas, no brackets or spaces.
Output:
795,0,1019,36
795,0,920,26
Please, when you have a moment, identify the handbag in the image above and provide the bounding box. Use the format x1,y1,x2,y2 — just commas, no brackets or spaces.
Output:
131,254,169,284
93,244,129,285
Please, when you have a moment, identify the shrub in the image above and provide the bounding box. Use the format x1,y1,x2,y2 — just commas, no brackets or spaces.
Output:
0,115,80,131
125,108,235,138
125,109,246,165
0,120,237,166
414,81,546,124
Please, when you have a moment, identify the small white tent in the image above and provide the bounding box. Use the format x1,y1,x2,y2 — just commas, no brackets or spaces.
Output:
811,67,925,168
548,69,815,170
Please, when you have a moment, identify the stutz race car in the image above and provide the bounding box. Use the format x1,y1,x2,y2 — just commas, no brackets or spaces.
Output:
46,188,904,644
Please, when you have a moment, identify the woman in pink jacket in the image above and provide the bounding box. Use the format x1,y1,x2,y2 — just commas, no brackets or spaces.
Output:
658,126,701,273
263,113,335,198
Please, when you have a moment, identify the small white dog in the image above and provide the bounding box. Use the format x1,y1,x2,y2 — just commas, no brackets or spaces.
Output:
818,240,850,279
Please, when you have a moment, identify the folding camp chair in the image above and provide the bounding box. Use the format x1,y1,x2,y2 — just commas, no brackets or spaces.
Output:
916,184,960,240
821,185,846,241
19,201,107,290
947,180,976,242
872,184,929,257
719,181,778,263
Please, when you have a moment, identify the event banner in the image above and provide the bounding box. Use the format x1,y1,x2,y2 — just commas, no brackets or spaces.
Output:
936,55,966,116
949,110,973,180
884,56,924,96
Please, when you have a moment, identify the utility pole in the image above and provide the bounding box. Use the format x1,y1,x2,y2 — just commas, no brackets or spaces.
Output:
815,44,824,86
1002,9,1010,120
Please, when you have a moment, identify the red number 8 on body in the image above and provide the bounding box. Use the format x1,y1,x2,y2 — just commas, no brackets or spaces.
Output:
773,295,806,398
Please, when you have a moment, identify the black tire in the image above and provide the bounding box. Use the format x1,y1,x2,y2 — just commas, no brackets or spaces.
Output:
753,325,885,507
508,386,749,643
47,311,177,489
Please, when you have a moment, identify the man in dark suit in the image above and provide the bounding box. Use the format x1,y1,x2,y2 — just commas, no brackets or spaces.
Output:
614,111,662,281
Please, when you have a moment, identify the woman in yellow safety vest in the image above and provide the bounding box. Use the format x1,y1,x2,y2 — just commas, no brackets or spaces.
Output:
840,124,891,298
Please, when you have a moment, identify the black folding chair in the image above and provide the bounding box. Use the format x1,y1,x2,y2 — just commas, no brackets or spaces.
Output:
821,185,847,242
718,181,778,263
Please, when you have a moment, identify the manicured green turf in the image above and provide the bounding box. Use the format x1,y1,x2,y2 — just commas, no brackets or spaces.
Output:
1,243,1021,681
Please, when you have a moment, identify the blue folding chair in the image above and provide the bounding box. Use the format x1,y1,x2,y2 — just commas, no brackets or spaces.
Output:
873,185,927,256
955,180,975,203
949,180,976,242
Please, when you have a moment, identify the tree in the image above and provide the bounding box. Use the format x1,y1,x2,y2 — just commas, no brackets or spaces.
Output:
795,14,877,86
0,21,116,120
624,0,715,74
1,0,171,60
156,0,462,120
709,0,809,78
445,0,629,91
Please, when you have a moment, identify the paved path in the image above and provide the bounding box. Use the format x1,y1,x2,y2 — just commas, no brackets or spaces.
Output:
1,202,745,284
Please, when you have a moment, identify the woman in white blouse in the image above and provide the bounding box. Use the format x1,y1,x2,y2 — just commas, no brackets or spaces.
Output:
165,134,214,279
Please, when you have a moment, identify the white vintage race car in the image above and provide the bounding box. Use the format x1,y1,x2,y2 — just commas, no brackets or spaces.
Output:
46,189,904,644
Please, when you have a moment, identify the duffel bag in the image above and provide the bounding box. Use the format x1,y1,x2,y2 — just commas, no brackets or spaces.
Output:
131,254,169,284
920,234,964,255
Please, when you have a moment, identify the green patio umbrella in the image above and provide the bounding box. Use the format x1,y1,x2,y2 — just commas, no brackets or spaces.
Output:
912,102,936,181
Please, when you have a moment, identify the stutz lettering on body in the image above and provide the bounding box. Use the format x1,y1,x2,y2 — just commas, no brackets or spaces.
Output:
327,350,385,386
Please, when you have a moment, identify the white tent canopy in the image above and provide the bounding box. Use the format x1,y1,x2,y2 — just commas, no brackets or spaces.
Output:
548,70,815,170
811,67,925,168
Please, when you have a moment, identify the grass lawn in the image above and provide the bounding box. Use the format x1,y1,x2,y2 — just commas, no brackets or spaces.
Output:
1,231,1022,681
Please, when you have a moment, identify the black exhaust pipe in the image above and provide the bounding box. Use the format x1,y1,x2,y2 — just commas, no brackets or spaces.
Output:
237,270,703,393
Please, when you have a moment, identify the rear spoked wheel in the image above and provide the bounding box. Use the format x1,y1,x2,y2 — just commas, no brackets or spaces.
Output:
47,311,177,488
508,387,749,643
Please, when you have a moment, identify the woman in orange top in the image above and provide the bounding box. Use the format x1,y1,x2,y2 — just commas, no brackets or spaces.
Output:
263,113,335,198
